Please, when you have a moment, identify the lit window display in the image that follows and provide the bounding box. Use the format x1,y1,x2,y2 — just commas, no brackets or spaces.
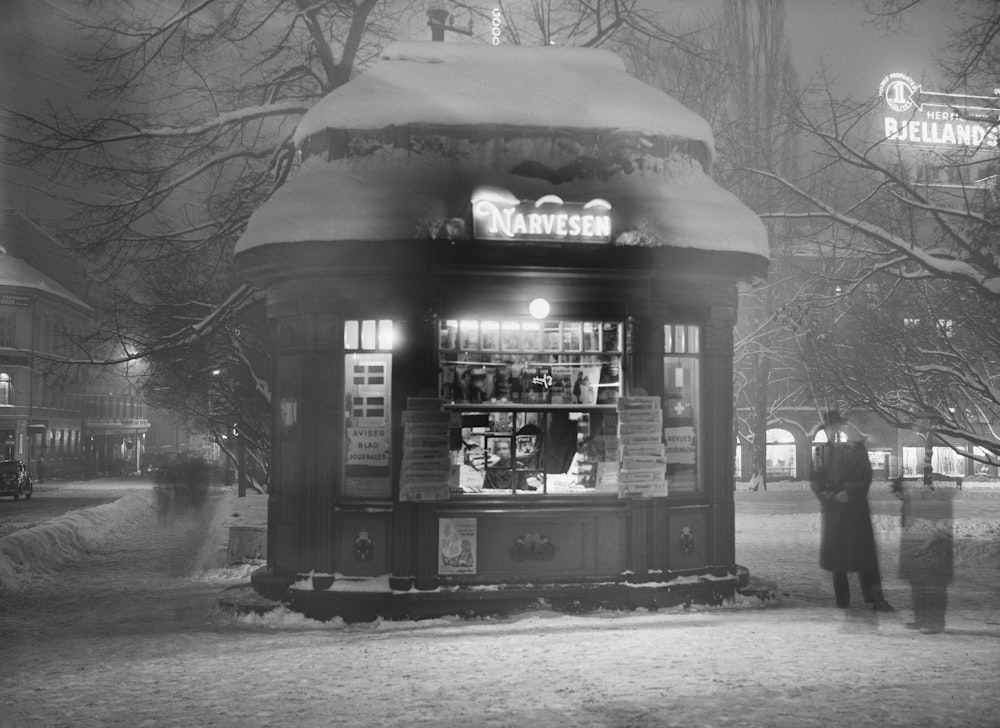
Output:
440,318,623,495
439,319,622,405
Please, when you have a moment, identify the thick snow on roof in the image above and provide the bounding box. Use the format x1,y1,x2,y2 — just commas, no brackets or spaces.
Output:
292,42,715,163
0,254,91,310
234,153,769,260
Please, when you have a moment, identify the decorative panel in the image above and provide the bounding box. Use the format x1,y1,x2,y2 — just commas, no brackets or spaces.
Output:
333,513,390,577
443,510,626,581
667,511,709,571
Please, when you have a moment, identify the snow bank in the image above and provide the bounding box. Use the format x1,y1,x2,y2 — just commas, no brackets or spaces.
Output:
0,491,154,592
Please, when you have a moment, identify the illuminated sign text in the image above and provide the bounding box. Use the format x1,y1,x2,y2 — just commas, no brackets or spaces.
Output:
472,187,612,244
878,72,1000,149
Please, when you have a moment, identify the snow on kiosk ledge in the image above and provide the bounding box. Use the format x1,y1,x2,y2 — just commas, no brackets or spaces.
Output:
290,571,737,594
235,156,769,259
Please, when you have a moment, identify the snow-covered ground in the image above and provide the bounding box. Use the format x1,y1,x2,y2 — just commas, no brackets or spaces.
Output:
1,482,998,727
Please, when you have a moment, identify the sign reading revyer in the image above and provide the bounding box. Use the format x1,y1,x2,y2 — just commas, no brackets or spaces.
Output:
472,186,612,244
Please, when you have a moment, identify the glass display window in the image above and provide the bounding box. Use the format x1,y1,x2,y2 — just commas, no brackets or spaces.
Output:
439,318,623,406
342,320,394,499
664,324,702,494
438,316,625,496
450,408,615,495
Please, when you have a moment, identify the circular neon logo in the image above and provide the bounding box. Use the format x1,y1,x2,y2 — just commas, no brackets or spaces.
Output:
879,72,917,112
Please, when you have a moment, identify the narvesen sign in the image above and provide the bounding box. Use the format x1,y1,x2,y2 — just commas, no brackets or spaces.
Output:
879,72,1000,149
472,186,612,244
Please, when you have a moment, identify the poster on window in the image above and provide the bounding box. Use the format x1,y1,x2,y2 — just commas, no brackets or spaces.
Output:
664,426,696,465
343,353,392,499
439,517,477,575
346,425,389,467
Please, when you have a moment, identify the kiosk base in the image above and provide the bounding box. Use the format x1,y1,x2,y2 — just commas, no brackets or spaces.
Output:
239,566,745,623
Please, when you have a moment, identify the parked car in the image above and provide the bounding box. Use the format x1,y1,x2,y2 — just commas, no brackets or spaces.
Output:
0,460,32,500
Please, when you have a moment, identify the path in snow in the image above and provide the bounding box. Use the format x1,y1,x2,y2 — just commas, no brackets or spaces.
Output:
0,486,997,727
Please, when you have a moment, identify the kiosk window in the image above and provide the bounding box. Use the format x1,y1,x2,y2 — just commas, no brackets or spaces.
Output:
439,319,621,405
664,325,701,494
450,408,618,495
342,319,394,499
440,318,623,495
345,319,394,351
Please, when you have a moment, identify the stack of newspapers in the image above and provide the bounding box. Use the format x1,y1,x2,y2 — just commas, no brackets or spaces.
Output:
398,399,451,501
616,396,668,498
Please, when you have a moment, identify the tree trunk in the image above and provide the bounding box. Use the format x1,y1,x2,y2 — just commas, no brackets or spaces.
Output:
751,353,771,490
923,436,934,487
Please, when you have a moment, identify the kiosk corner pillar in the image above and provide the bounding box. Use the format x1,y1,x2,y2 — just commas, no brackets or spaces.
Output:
704,312,737,566
269,300,343,578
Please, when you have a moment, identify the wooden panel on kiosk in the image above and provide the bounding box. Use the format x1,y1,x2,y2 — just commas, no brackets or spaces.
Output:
437,508,626,582
333,512,390,577
667,509,709,571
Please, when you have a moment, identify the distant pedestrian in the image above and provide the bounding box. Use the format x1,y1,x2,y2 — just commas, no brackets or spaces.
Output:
810,410,894,612
891,476,954,633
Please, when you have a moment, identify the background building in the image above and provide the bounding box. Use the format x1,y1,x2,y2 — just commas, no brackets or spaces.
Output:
735,248,997,484
0,209,152,478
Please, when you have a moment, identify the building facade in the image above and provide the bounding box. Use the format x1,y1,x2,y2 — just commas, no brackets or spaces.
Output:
1,210,150,478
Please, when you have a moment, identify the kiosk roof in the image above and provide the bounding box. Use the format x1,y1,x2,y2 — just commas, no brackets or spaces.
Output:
293,42,716,164
236,43,769,265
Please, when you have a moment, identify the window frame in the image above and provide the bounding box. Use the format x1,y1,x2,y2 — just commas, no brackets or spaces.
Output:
663,323,702,495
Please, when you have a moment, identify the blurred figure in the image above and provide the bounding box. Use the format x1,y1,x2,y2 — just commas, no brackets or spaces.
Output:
891,476,954,634
810,410,894,612
153,453,211,523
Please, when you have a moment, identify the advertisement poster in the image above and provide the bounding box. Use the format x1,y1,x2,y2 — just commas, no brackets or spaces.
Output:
438,517,477,575
664,426,696,465
343,353,392,499
346,425,390,467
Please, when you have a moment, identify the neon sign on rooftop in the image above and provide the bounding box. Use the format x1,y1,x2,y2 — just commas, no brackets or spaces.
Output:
878,72,1000,149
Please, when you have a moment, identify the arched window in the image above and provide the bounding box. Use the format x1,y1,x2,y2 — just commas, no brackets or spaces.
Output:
812,429,848,444
765,428,797,477
0,373,11,406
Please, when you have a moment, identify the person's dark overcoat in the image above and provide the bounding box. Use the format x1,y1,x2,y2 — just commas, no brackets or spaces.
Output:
899,487,954,585
810,441,879,573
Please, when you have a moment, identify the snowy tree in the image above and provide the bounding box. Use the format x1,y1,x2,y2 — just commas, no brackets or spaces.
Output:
753,1,1000,474
622,0,802,488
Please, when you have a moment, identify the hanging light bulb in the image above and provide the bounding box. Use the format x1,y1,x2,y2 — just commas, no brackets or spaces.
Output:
529,298,550,320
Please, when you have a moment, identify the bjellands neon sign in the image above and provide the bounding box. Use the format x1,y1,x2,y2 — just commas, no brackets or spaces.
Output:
879,72,999,148
471,187,612,244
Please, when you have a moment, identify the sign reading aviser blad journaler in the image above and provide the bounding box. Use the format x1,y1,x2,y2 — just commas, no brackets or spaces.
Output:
472,186,612,244
879,72,1000,148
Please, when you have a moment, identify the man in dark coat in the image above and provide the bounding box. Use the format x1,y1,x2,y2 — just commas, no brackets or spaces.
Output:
809,410,894,611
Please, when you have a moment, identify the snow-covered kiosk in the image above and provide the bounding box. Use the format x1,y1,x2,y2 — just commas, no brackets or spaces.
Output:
234,42,768,621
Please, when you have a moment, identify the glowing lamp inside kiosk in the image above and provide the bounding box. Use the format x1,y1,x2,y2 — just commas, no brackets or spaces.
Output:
528,298,550,320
